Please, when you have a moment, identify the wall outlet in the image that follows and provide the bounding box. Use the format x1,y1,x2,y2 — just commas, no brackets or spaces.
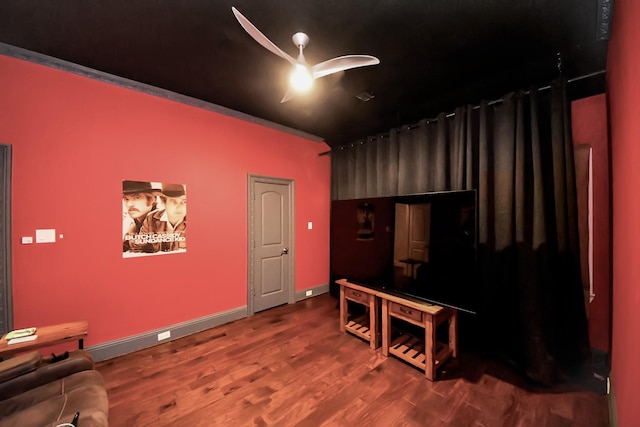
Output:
157,330,171,341
305,290,313,297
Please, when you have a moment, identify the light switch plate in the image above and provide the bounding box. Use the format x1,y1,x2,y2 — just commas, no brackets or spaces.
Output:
21,236,33,244
35,229,56,243
307,221,313,230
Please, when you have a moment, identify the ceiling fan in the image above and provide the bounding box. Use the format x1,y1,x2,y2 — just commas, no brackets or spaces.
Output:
231,7,380,103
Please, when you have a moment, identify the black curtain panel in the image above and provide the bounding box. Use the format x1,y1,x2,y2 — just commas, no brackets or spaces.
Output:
331,78,590,385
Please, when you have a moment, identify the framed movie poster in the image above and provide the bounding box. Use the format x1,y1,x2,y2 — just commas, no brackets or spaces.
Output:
122,180,187,258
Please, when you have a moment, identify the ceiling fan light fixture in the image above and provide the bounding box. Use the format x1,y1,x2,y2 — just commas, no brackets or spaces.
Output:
289,64,314,93
232,7,379,102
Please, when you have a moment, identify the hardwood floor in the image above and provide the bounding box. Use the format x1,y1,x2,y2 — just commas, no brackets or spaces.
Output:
95,293,610,426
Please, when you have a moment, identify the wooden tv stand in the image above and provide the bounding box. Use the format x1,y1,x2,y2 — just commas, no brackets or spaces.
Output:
336,278,380,349
336,278,458,380
378,291,457,380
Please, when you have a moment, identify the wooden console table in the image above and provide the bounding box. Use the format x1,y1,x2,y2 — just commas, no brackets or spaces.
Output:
336,278,380,349
378,292,457,381
0,320,88,358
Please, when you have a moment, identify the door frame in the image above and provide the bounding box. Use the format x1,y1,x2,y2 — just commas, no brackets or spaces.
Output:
247,175,295,316
0,144,12,334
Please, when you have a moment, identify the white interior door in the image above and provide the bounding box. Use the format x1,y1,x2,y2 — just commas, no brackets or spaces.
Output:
408,203,431,262
249,176,294,314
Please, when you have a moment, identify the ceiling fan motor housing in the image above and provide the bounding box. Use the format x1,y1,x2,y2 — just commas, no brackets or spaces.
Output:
292,32,310,49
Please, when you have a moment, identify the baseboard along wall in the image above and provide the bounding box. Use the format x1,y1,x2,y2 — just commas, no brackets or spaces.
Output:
87,306,247,362
295,284,329,302
88,284,329,362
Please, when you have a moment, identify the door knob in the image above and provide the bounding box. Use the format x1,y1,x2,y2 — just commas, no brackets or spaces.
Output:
281,247,289,255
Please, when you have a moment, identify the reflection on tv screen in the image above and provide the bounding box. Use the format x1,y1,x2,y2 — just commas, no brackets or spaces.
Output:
330,190,478,314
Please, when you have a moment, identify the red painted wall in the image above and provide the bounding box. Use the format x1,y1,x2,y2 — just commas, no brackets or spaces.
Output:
0,55,331,348
571,94,611,353
607,0,640,425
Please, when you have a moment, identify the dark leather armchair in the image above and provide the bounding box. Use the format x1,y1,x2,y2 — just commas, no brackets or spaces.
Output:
0,350,108,427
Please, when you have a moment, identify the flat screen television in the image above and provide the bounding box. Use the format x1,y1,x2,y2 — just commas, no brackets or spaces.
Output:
330,190,478,314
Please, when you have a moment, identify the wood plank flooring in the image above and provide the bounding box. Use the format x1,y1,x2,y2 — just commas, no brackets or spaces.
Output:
95,293,610,426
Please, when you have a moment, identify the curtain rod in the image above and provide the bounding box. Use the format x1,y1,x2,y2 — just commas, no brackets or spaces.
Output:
320,69,607,155
474,69,607,111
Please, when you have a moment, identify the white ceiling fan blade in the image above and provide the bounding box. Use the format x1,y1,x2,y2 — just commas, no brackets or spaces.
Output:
312,55,380,79
232,7,297,66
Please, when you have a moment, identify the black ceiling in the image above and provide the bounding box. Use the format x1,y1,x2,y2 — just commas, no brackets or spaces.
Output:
0,1,609,147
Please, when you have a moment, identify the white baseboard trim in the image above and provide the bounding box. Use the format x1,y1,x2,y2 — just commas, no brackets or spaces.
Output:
88,285,329,362
295,283,329,302
87,306,247,362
